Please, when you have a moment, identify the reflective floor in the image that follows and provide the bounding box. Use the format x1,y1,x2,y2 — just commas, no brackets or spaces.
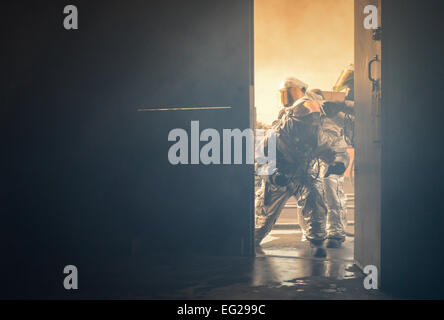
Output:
71,232,390,299
257,230,355,280
59,179,392,299
67,181,393,299
121,251,390,300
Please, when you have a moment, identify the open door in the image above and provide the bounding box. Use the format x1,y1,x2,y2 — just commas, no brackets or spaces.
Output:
354,0,382,271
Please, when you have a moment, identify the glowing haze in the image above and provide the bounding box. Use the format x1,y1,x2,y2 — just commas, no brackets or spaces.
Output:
254,0,354,124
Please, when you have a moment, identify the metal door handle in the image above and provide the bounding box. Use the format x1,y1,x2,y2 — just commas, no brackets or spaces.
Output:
368,55,380,86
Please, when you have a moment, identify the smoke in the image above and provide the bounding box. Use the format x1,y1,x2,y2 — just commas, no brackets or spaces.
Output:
255,0,354,124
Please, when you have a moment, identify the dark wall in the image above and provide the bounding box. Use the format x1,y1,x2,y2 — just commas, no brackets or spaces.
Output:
381,0,444,298
1,0,254,298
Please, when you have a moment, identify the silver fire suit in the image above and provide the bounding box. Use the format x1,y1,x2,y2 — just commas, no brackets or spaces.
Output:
322,114,350,241
297,103,351,242
296,99,351,243
255,96,335,245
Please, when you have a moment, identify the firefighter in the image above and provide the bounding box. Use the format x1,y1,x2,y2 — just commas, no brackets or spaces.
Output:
323,65,355,248
255,77,336,258
321,103,351,248
301,65,354,249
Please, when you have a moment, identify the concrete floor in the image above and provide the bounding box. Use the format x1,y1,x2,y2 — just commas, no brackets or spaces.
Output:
76,251,391,300
72,179,391,299
155,178,390,300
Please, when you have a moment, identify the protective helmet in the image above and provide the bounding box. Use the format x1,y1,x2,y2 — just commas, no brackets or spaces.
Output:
279,77,308,91
279,77,308,107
